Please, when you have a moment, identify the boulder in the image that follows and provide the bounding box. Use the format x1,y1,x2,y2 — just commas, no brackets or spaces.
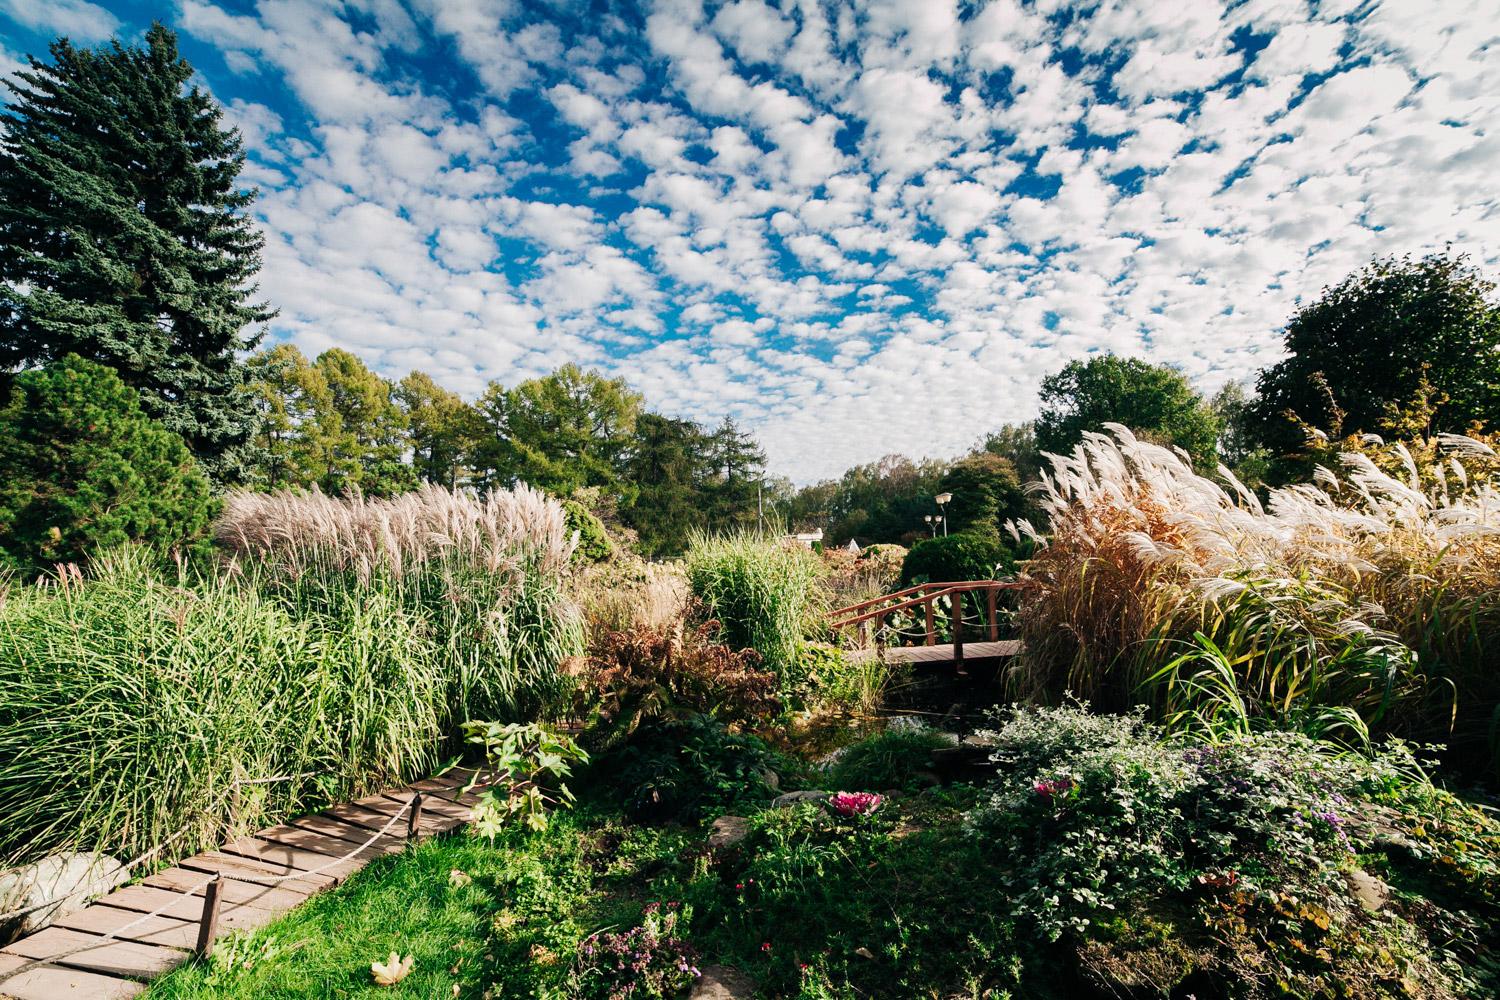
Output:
771,790,829,808
1345,869,1391,912
690,964,755,999
707,816,751,850
0,852,130,944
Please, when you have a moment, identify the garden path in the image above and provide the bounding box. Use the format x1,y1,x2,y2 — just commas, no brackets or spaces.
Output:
0,770,484,1000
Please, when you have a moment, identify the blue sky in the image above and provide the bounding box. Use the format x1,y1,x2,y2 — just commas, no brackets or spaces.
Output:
1,0,1496,482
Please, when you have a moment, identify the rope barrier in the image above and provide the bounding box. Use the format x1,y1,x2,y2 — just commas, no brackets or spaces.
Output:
0,772,322,927
0,794,422,987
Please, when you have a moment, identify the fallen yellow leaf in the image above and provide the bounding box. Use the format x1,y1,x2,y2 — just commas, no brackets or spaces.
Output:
372,951,414,986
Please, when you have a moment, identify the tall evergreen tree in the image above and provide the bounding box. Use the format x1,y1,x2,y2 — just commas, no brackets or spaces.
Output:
623,413,710,556
706,416,767,529
0,25,273,480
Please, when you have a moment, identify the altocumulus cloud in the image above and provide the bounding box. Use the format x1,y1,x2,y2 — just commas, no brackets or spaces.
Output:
1,0,1497,482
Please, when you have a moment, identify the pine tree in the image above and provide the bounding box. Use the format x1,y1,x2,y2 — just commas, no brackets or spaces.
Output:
706,417,767,529
0,25,273,480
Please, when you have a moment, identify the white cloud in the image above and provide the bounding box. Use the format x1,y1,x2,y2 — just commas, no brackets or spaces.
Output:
0,0,119,42
160,0,1500,482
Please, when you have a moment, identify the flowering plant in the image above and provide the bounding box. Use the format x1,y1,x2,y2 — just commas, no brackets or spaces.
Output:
573,902,701,1000
1032,777,1076,800
828,791,883,817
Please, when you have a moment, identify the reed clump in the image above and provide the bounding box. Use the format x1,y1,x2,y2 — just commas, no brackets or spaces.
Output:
0,484,584,865
1011,424,1500,771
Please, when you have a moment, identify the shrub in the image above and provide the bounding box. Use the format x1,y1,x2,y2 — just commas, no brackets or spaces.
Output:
0,355,215,573
562,498,612,563
826,725,952,792
601,717,791,821
899,531,1011,586
462,722,588,835
575,554,688,633
796,641,895,715
573,903,700,1000
684,529,824,684
967,705,1498,996
578,617,780,751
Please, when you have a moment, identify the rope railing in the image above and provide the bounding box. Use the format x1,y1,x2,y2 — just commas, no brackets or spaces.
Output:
0,793,426,986
0,771,326,928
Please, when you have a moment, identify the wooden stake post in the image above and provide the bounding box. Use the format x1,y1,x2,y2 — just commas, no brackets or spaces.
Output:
196,876,225,957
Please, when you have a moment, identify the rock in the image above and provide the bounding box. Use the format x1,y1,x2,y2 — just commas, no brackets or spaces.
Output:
771,790,829,808
757,768,780,792
1345,869,1391,912
707,816,751,849
691,964,755,999
0,852,130,943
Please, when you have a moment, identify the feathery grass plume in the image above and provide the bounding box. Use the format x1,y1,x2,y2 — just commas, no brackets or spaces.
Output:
1012,425,1500,770
215,483,584,724
684,528,825,686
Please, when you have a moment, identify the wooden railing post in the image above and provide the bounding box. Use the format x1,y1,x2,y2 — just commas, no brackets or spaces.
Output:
923,592,935,646
196,875,225,957
407,793,423,841
987,585,999,641
952,591,964,670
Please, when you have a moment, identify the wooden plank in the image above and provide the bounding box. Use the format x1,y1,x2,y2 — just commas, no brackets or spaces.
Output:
216,837,365,881
177,850,338,891
322,801,413,833
141,868,313,912
52,906,202,951
0,953,144,1000
349,794,461,834
95,885,282,932
285,812,409,849
254,823,402,863
3,926,185,980
379,791,471,820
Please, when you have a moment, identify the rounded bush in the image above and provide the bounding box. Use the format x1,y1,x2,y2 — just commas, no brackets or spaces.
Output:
900,531,1012,586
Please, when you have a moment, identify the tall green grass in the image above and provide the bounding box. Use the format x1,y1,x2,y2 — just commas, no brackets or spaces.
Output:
0,484,585,866
684,529,824,682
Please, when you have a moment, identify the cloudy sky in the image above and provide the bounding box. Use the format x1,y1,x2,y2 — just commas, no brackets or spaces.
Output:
1,0,1497,481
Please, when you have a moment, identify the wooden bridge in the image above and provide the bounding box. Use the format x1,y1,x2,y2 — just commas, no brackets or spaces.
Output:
829,579,1027,673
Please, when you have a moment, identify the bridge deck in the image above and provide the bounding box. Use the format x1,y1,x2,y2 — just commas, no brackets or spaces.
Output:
847,640,1021,666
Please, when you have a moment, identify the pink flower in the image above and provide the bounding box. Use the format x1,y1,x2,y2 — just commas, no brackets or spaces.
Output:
829,791,884,817
1033,777,1076,799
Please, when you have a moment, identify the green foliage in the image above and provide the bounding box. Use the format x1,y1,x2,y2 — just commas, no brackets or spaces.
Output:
968,705,1497,997
826,725,952,792
1036,354,1223,469
685,529,825,685
462,722,588,835
979,421,1044,484
797,641,896,716
0,26,272,480
397,371,483,490
1252,252,1500,476
785,454,948,546
599,717,791,821
245,344,417,496
935,452,1026,534
0,355,215,571
562,498,612,563
900,531,1010,586
476,364,642,498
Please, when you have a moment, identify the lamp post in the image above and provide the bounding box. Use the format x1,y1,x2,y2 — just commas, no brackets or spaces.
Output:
934,492,952,537
924,514,937,537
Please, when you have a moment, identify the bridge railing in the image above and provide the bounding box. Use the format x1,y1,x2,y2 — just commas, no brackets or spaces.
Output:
828,579,1030,661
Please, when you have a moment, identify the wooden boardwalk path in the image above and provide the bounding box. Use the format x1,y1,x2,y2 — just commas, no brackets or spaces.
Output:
0,770,484,1000
847,640,1021,667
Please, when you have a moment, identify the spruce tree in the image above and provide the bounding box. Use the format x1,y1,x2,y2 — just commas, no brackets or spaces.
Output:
0,24,273,480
